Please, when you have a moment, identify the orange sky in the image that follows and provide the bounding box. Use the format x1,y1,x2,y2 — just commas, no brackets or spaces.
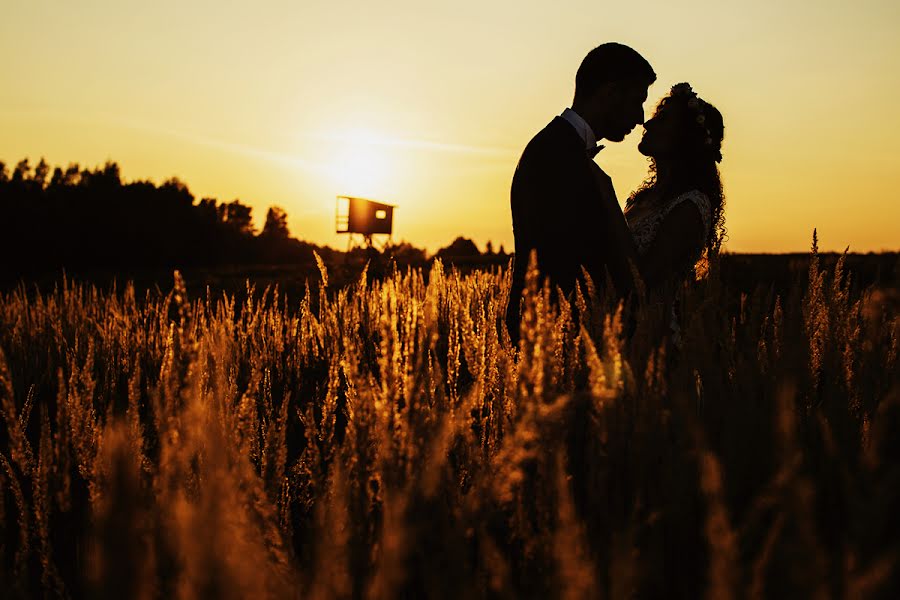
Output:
2,0,899,253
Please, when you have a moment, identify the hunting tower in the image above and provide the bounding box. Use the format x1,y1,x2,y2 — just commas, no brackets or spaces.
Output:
335,196,395,251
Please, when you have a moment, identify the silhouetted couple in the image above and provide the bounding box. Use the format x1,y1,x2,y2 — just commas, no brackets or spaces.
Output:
506,42,725,345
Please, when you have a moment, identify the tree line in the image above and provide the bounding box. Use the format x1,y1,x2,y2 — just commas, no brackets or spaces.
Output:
0,157,511,282
0,158,330,276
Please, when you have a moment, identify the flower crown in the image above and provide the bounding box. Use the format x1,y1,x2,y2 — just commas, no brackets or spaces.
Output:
671,82,714,147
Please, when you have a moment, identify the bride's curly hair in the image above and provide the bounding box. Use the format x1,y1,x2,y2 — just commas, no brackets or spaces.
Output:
627,84,726,256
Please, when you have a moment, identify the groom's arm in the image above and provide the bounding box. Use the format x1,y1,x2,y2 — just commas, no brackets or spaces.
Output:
587,167,638,296
606,205,639,293
519,147,582,289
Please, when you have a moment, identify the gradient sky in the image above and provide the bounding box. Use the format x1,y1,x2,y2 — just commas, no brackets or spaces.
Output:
2,0,899,253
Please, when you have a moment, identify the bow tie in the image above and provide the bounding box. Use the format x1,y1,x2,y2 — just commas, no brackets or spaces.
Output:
587,143,605,158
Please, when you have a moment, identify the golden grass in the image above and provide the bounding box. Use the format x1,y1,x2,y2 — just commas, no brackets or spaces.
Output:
0,238,898,599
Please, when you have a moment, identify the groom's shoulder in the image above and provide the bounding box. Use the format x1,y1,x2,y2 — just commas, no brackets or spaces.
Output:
531,116,573,146
522,117,578,159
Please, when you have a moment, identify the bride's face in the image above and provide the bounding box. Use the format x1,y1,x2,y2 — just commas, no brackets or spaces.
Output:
638,104,683,158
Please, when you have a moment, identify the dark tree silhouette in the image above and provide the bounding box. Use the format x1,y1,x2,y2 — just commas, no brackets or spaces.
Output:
223,199,255,236
0,157,332,280
261,206,290,239
0,156,454,286
33,158,50,189
12,159,30,185
435,236,481,259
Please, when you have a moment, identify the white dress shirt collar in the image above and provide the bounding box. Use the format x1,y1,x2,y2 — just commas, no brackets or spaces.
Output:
560,107,597,151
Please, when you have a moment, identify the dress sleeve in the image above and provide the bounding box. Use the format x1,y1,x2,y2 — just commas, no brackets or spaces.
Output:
687,191,712,237
664,190,711,241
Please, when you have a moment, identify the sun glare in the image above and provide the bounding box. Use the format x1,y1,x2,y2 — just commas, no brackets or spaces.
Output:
326,129,395,200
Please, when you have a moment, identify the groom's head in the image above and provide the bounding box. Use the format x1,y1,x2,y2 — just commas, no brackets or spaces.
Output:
572,43,655,142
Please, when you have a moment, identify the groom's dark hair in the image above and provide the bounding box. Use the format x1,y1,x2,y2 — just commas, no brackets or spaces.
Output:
574,43,656,103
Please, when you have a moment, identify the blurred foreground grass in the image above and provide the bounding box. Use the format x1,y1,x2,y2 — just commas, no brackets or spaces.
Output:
1,238,898,599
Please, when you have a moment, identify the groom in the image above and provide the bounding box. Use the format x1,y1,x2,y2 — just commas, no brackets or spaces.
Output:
506,43,655,343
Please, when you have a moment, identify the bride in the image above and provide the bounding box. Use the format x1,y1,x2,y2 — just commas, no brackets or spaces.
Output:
624,82,726,341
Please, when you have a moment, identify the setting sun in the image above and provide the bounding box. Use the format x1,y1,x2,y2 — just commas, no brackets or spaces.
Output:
324,129,397,201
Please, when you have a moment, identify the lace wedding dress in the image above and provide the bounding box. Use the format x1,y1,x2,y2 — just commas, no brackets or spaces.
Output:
625,189,712,344
627,189,711,258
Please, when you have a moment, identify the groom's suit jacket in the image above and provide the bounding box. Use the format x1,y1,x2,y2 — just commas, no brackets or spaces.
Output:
506,117,637,342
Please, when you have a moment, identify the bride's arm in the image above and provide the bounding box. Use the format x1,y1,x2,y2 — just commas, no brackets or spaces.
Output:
639,201,705,289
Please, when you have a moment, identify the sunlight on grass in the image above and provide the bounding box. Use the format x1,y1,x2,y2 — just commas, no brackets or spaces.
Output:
0,237,897,598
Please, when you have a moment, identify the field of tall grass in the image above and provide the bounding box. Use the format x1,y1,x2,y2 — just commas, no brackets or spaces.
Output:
1,235,898,599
